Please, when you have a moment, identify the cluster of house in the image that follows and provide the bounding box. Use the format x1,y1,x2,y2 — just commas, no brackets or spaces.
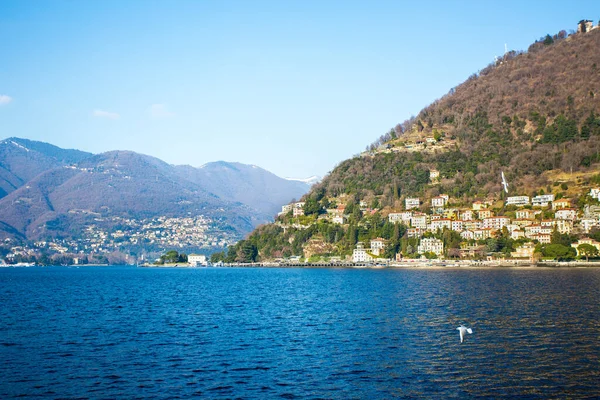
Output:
278,188,600,262
351,189,600,262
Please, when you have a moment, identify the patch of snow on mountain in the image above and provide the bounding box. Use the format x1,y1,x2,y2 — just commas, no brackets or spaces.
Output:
285,176,321,185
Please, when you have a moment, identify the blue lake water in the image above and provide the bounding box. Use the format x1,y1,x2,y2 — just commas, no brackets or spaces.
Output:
1,266,599,399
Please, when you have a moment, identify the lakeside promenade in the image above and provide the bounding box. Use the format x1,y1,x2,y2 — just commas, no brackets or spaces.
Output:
141,260,600,269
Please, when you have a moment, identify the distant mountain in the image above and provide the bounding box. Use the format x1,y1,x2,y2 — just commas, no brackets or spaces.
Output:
0,151,260,241
177,161,311,217
0,137,92,198
285,176,321,186
0,140,312,246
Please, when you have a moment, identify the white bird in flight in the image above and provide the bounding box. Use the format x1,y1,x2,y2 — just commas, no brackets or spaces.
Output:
501,171,509,193
457,325,473,343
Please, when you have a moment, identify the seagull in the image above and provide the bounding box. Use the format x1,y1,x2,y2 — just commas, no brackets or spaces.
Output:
457,325,473,343
501,171,509,193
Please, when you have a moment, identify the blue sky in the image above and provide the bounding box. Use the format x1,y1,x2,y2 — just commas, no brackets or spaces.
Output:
0,1,597,178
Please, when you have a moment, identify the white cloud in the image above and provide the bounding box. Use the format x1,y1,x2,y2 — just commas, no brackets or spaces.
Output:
92,109,120,120
149,103,175,119
0,95,13,105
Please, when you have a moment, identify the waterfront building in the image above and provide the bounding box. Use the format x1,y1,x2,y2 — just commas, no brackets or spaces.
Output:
188,254,207,266
353,243,372,263
417,238,444,256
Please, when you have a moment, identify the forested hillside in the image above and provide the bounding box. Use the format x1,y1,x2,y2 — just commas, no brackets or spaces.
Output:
215,23,600,263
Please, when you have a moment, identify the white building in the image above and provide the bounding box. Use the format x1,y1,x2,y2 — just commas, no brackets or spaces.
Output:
388,212,412,224
407,228,424,238
555,208,578,220
293,202,305,217
506,196,530,206
452,220,465,232
430,218,452,231
410,214,428,229
405,197,420,210
461,230,475,240
483,216,510,230
431,195,448,208
370,238,386,256
279,204,294,215
555,219,573,234
461,209,474,221
353,243,372,263
417,238,444,256
188,254,207,266
332,215,345,224
516,209,535,219
572,238,600,255
579,218,599,234
532,194,555,207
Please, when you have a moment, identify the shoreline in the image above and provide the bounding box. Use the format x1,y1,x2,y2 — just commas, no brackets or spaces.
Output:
3,261,600,269
139,260,600,269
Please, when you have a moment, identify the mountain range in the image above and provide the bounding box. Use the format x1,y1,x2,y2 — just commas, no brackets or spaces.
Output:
0,137,313,244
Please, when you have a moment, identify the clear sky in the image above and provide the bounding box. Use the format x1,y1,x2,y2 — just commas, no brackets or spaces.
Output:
0,1,597,178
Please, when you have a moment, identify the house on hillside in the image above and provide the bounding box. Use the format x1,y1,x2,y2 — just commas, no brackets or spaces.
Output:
578,19,595,33
579,218,600,234
430,218,451,231
388,211,412,224
461,209,474,221
370,238,386,256
410,214,428,229
477,209,494,219
531,233,552,244
292,202,305,217
552,199,571,210
431,195,449,209
516,209,535,219
483,216,510,230
405,197,420,210
279,204,294,216
555,208,578,220
532,194,554,207
506,196,530,206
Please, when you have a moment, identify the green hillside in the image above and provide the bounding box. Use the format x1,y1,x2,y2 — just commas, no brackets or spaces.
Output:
214,23,600,263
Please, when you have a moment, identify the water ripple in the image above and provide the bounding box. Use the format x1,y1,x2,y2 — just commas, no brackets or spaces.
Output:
0,267,599,398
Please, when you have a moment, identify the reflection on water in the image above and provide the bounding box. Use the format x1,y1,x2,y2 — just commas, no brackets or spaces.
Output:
1,267,599,398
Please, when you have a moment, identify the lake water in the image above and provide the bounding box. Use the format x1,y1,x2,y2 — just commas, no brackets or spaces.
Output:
1,266,599,399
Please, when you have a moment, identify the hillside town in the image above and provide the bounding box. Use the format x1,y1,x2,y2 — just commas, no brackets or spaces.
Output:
1,215,237,265
277,186,600,263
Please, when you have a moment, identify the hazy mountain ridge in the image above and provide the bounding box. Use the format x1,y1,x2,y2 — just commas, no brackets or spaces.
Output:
178,161,312,216
0,139,311,246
